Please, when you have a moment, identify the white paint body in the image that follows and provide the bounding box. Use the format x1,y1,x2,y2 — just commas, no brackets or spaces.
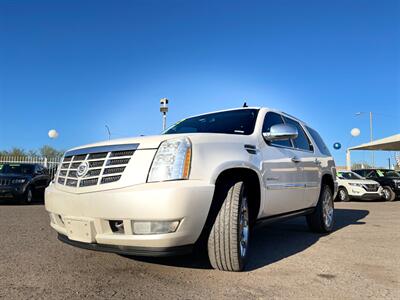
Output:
45,107,337,250
336,171,382,200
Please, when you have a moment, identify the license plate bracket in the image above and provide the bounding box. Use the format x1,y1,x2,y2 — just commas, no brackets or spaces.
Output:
64,218,95,243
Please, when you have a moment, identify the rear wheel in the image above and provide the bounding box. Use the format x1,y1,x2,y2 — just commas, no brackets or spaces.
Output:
382,186,396,202
306,185,334,233
207,180,250,272
337,187,350,202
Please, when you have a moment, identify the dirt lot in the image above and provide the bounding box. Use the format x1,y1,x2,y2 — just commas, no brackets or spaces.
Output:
0,199,399,299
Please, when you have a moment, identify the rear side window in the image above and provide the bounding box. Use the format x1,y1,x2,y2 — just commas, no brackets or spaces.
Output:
305,126,331,156
262,112,292,147
283,117,313,151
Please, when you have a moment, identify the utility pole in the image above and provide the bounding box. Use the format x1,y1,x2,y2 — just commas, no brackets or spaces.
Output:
369,112,374,167
160,98,169,131
105,125,111,140
355,111,374,167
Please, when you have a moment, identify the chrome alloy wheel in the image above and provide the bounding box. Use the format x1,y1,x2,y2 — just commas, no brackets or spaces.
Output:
382,188,390,200
239,195,249,258
27,189,33,203
322,190,334,228
339,189,346,201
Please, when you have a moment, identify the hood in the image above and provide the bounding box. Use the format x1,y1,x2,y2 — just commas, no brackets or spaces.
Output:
66,133,255,153
0,173,31,180
339,178,379,185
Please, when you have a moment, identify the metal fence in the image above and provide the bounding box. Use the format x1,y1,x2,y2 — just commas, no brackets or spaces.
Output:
0,156,61,179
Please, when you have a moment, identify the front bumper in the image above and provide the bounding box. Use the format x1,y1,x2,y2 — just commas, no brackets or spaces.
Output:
348,186,383,200
45,180,215,252
0,185,26,199
58,233,193,257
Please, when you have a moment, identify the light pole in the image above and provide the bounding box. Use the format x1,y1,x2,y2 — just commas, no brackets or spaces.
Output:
355,111,374,167
160,98,169,131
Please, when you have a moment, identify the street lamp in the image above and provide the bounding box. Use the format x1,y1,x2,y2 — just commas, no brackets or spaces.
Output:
160,98,169,131
355,111,374,167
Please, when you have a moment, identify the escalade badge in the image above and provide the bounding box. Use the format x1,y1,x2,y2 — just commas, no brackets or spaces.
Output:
77,162,89,177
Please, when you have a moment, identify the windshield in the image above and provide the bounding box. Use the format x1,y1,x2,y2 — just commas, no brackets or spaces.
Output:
0,164,34,175
338,171,363,180
376,169,400,178
164,109,259,135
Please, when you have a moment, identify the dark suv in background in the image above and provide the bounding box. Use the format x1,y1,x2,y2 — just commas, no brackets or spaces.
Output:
352,169,400,201
0,163,51,204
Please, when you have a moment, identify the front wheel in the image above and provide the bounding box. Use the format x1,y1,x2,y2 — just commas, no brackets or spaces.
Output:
337,187,350,202
207,180,250,272
23,187,34,204
382,186,396,201
306,185,334,233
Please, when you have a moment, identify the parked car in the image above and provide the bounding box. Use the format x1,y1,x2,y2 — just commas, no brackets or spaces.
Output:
336,170,382,201
46,107,337,271
353,169,400,201
0,163,51,203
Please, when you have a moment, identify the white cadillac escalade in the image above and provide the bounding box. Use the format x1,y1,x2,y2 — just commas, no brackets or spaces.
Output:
46,107,337,271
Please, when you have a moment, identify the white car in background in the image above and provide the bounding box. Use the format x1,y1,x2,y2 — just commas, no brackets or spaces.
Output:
336,171,382,201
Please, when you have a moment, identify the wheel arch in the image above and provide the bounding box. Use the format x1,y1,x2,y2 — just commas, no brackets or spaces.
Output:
195,166,262,247
321,173,335,195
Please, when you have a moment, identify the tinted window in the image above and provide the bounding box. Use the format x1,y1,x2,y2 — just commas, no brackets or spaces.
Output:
283,117,312,151
164,109,259,135
262,112,292,147
305,126,331,156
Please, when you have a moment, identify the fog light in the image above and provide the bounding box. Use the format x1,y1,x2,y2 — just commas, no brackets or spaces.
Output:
132,220,180,235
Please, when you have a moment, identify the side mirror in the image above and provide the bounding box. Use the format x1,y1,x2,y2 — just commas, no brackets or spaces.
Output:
263,124,298,141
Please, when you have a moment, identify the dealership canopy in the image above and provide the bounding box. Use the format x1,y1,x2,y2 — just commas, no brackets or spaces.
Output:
348,134,400,151
346,133,400,170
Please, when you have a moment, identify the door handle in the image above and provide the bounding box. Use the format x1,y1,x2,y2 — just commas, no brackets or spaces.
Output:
291,156,301,163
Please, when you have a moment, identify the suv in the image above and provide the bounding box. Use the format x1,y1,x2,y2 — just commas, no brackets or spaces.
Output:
0,163,51,203
352,169,400,201
336,170,382,201
46,107,337,271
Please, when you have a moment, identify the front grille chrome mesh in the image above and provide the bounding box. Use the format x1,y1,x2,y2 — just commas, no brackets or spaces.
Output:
56,144,137,188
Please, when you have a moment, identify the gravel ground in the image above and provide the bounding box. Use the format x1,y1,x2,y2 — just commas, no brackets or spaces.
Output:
0,199,399,299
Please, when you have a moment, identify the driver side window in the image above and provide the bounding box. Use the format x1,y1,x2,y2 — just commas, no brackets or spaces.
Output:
262,112,292,147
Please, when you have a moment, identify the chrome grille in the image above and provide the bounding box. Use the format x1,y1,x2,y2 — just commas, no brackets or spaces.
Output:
0,178,12,186
363,184,379,192
56,143,138,188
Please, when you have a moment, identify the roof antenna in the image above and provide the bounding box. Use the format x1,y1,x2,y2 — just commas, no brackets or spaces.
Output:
243,101,248,108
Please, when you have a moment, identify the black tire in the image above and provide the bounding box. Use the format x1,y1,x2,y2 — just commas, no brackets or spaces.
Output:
306,185,334,233
382,186,396,202
23,187,34,204
207,180,250,272
337,187,350,202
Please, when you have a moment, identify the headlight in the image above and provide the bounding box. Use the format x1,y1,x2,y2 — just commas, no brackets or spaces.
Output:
11,179,26,184
349,183,362,187
147,137,192,182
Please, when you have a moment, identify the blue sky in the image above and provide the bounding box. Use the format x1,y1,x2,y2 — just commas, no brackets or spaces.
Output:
0,0,399,167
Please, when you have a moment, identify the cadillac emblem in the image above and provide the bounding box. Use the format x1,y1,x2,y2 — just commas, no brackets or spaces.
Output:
77,161,89,177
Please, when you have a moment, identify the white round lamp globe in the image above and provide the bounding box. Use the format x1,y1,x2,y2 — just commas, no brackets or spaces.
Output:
351,128,360,137
48,129,59,139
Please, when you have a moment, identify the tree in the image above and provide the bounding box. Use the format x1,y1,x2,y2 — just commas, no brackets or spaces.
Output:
39,145,64,158
0,146,63,158
0,147,27,157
